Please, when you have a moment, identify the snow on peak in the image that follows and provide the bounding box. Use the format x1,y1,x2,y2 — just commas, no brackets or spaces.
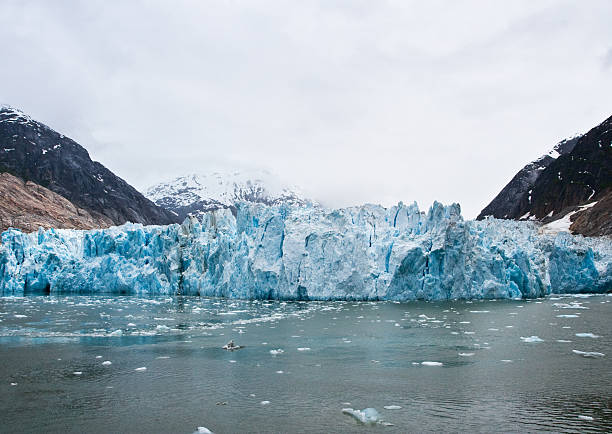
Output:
0,105,33,125
144,169,312,218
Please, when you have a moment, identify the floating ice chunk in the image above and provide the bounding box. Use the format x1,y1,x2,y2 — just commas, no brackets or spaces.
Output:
488,328,499,331
260,400,270,405
578,415,594,421
297,347,311,351
14,314,27,318
102,361,112,366
156,325,171,331
520,336,543,343
422,361,443,366
108,330,123,337
342,407,382,425
276,370,283,374
135,367,147,371
575,333,599,338
384,405,402,410
469,311,490,313
557,339,572,343
269,349,284,355
73,371,82,375
572,350,605,358
458,353,474,357
156,356,170,359
194,427,214,434
10,382,17,386
95,355,102,359
500,360,513,363
127,323,136,327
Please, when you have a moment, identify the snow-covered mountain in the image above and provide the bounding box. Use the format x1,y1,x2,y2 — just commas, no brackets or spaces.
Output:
145,170,312,220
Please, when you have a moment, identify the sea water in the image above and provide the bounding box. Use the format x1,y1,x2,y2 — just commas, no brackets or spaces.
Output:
0,294,611,433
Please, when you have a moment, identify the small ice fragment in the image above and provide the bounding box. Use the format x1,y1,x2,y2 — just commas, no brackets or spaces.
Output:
194,427,213,434
109,329,123,337
384,405,402,410
578,415,594,421
488,328,499,331
276,370,283,374
73,371,82,375
102,361,112,366
260,400,270,405
342,407,382,425
135,367,147,371
10,382,17,386
127,323,136,327
557,340,572,343
95,355,102,359
501,360,513,363
458,353,474,357
572,350,605,358
575,333,599,338
297,347,311,351
156,356,170,359
520,336,543,343
422,361,443,366
269,349,284,355
556,315,578,318
14,315,27,318
229,360,236,363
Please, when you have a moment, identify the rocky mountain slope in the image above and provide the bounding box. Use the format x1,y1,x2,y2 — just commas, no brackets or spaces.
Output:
145,170,310,221
478,136,581,220
479,114,612,236
0,106,178,229
0,172,113,232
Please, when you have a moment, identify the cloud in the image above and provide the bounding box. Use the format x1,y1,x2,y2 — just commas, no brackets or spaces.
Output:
0,0,610,218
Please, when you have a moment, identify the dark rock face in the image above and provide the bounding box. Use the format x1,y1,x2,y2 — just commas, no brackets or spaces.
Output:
478,115,612,236
478,136,580,220
0,106,179,226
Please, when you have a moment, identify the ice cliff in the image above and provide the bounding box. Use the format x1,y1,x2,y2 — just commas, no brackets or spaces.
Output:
1,202,610,300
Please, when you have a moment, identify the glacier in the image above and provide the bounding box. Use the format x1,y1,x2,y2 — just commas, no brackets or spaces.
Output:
0,201,610,300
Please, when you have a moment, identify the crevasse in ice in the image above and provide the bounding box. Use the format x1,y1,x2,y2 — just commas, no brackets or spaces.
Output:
1,202,610,299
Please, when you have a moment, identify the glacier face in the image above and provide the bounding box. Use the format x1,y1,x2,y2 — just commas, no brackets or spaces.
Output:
1,202,610,300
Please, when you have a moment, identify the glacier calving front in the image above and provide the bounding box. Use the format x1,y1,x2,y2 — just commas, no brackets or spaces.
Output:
1,202,610,299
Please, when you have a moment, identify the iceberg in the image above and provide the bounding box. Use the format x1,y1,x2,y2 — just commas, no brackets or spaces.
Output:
1,201,611,300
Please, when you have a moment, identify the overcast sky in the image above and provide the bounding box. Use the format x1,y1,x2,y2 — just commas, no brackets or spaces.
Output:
1,1,611,218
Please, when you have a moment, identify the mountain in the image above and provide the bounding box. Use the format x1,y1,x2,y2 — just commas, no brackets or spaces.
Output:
477,136,581,220
478,114,612,236
0,106,178,230
0,172,113,232
145,170,310,221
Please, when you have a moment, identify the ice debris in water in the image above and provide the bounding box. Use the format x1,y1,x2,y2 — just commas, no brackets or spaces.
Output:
575,333,599,338
108,330,123,337
520,336,544,343
194,427,213,434
422,361,443,366
2,202,611,300
102,361,112,366
269,349,284,355
384,405,402,410
342,407,382,425
297,347,311,351
135,367,147,371
572,350,605,358
260,401,270,405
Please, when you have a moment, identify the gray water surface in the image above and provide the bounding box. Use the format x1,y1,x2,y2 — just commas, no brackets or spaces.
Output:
0,294,611,433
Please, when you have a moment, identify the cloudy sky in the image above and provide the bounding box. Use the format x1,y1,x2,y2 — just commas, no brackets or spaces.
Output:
1,1,611,218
